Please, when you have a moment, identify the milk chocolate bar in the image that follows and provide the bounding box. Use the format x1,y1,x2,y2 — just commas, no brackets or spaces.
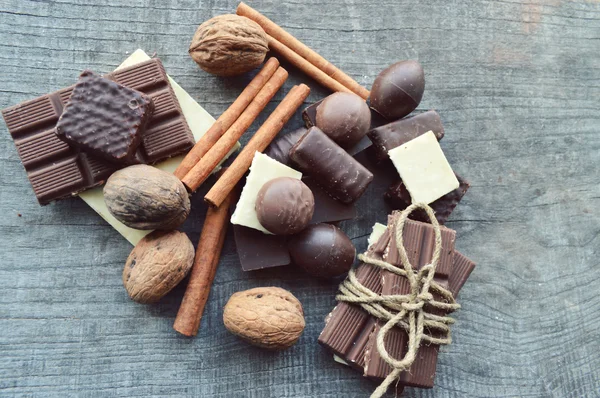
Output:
289,127,373,204
2,58,194,204
367,110,444,163
56,71,154,164
385,174,470,224
317,224,392,361
363,220,456,386
319,218,475,389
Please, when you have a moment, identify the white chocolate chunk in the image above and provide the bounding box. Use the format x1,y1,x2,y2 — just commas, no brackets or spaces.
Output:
388,131,459,204
333,355,349,366
231,152,302,234
368,222,388,248
79,49,240,245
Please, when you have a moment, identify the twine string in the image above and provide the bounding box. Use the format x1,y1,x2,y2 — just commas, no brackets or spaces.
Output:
336,203,461,398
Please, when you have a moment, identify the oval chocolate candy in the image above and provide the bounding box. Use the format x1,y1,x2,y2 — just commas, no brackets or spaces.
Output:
370,60,425,121
288,223,355,278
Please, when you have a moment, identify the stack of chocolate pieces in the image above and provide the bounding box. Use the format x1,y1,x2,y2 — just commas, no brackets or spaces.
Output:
318,216,476,394
2,58,195,205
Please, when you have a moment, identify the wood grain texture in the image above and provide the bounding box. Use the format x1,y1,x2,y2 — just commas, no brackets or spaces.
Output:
1,0,599,397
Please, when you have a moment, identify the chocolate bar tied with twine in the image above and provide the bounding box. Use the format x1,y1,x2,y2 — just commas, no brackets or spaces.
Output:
336,203,461,398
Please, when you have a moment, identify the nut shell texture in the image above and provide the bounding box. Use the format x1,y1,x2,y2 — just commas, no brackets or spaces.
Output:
123,230,195,303
223,287,305,350
104,165,191,230
189,14,268,77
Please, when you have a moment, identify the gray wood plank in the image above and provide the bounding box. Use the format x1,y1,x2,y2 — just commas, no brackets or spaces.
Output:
1,0,599,397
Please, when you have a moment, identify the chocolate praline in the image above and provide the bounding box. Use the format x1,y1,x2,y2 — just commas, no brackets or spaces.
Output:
315,92,371,148
256,177,314,235
370,60,425,121
288,223,355,279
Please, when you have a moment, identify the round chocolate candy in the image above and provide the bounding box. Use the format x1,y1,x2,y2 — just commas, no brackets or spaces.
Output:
256,177,315,235
370,60,425,121
288,223,355,279
315,92,371,148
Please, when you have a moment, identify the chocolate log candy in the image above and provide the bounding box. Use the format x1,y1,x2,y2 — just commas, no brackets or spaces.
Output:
289,127,373,204
1,58,195,205
256,177,314,235
315,92,371,148
56,71,154,164
288,223,355,279
385,173,470,224
368,110,444,163
370,60,425,121
264,127,307,165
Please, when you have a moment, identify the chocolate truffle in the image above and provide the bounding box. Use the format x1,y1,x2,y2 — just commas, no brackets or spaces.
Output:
315,92,371,148
370,60,425,121
256,177,314,235
288,223,355,278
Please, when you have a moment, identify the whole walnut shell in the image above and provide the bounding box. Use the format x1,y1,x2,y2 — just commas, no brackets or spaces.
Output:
123,230,195,303
189,14,269,76
223,287,305,350
104,165,190,230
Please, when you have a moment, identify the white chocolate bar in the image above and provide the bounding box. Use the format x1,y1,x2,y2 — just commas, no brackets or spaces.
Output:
388,131,459,205
231,152,302,234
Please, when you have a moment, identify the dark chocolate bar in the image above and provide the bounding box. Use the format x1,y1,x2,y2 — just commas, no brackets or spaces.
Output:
2,59,194,205
289,127,373,204
56,71,154,164
367,110,444,163
303,177,356,224
233,225,291,272
385,174,470,224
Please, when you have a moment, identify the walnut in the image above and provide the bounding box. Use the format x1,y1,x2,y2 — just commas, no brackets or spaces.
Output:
123,230,195,303
189,14,269,76
223,287,305,350
104,165,190,230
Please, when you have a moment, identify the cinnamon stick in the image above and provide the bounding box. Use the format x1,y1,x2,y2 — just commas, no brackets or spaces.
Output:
266,35,353,96
173,191,234,337
237,2,369,100
173,57,280,180
204,84,311,207
181,66,289,192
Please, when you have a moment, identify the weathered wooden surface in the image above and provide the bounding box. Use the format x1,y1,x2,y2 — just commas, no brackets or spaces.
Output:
1,0,599,397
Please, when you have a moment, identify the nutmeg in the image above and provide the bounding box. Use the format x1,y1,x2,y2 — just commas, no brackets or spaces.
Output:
189,14,269,77
223,287,305,350
103,165,190,230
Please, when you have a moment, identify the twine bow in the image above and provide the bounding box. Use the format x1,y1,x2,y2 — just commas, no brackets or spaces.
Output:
336,203,461,398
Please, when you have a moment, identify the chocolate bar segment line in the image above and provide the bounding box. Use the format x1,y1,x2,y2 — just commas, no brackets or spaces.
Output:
1,58,195,205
